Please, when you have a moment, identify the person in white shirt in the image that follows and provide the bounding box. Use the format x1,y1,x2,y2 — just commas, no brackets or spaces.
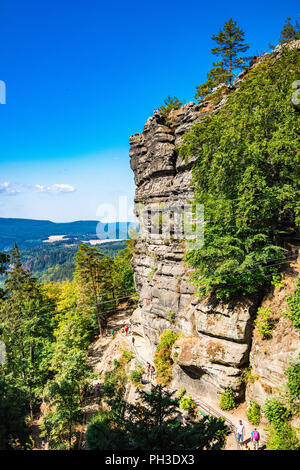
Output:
236,420,245,444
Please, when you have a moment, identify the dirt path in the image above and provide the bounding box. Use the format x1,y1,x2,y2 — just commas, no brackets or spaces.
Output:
127,332,266,451
82,307,266,451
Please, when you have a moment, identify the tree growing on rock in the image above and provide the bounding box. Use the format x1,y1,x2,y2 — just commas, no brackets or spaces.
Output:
195,18,251,100
280,16,300,44
158,96,182,117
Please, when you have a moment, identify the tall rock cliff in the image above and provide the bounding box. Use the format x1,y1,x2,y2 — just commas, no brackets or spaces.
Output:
129,42,300,403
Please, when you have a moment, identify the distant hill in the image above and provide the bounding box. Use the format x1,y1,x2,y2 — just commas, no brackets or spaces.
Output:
0,217,135,251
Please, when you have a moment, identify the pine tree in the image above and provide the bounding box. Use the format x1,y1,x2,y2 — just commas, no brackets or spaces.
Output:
0,244,55,419
280,16,300,44
195,18,251,100
158,96,182,117
86,384,230,450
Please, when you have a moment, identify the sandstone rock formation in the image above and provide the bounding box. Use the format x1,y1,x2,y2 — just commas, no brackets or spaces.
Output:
129,41,300,402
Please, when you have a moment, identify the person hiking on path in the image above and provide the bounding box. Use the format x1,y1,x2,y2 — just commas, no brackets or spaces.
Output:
150,365,156,379
146,362,151,379
125,325,129,336
251,427,260,450
236,420,245,444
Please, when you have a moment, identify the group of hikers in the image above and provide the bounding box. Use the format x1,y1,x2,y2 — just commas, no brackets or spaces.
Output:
145,361,156,379
104,328,115,337
236,420,261,450
123,319,133,336
103,318,263,452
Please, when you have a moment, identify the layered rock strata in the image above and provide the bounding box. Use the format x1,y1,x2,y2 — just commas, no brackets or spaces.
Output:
129,41,300,401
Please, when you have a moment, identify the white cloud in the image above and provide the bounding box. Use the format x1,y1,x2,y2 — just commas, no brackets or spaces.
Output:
0,182,20,195
34,184,76,194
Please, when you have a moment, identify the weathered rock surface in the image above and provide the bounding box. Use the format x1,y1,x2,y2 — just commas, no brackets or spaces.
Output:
129,41,300,402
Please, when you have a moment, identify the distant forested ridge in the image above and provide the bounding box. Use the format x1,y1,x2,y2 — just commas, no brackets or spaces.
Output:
0,218,134,250
0,217,133,283
21,241,127,283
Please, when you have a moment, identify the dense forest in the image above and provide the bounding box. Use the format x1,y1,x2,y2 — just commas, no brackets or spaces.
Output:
0,240,136,449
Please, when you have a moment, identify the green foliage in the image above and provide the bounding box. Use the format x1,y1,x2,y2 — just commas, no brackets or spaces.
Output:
177,387,186,400
165,310,175,323
129,366,143,387
74,243,135,335
41,338,95,449
0,244,56,418
0,371,28,449
86,410,130,450
86,384,230,450
283,279,300,332
246,400,261,426
239,365,257,385
158,96,182,117
255,307,274,339
265,423,300,450
154,330,178,386
280,16,300,44
179,394,196,414
271,273,284,289
147,266,157,281
220,387,236,410
285,354,300,405
182,47,300,300
112,245,135,299
263,396,291,429
195,18,250,99
0,236,135,448
121,349,134,363
101,350,131,417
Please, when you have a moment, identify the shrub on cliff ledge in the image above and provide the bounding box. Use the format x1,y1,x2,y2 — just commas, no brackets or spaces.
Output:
158,96,182,118
255,307,274,339
283,279,300,332
246,400,261,426
181,47,300,301
154,330,178,386
220,387,236,410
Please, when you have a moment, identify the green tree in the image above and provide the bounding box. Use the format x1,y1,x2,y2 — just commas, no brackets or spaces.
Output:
263,396,291,429
74,244,107,335
182,47,300,300
86,384,229,450
285,354,300,408
158,96,182,117
0,244,55,418
283,279,300,332
280,16,300,44
195,18,250,99
112,245,135,300
265,423,300,450
41,351,94,449
0,370,28,449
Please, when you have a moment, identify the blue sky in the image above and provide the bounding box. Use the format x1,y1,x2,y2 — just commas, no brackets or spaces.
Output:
0,0,299,222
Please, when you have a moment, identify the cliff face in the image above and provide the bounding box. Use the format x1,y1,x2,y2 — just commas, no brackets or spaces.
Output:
129,99,259,400
129,42,300,402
